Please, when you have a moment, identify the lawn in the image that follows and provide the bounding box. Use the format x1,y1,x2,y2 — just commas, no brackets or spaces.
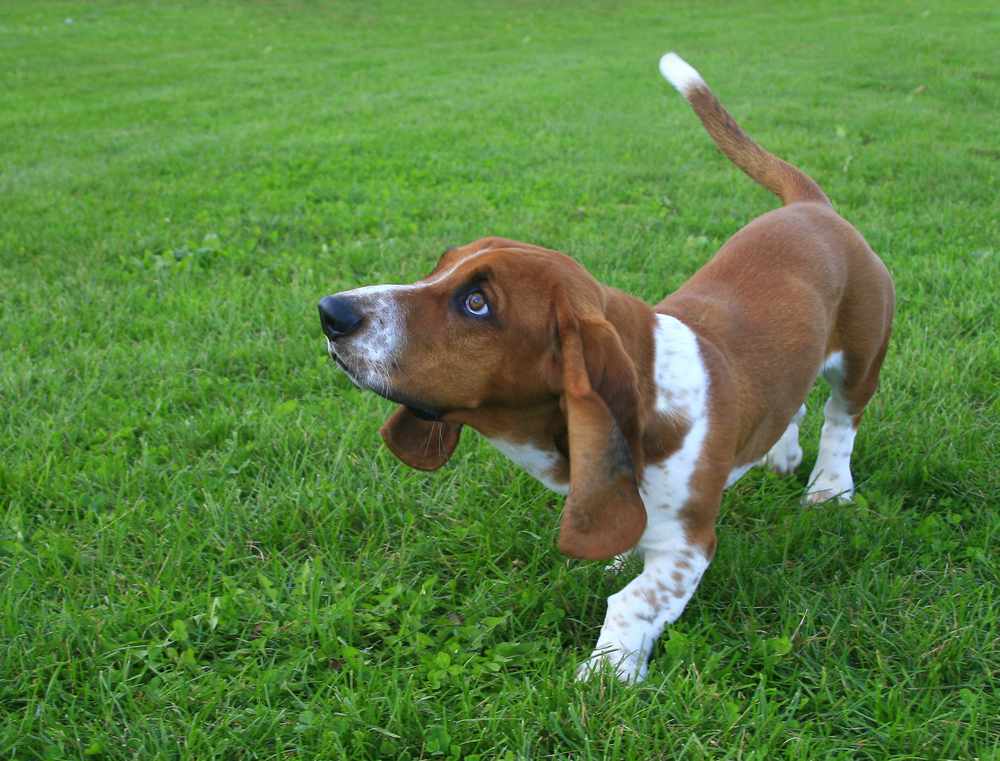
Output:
1,0,998,758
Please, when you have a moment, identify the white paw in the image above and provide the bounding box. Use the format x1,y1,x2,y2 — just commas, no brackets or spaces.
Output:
759,439,804,476
758,417,803,476
575,648,648,684
805,470,854,504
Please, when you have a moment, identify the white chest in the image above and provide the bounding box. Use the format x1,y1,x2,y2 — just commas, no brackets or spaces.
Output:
485,437,569,495
639,315,711,531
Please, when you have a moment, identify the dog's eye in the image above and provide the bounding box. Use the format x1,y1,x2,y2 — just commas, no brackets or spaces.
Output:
464,290,489,316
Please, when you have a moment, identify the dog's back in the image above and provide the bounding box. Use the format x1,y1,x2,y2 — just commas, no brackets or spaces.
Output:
658,52,894,499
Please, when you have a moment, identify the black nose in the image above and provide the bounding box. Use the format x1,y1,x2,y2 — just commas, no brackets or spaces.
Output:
318,295,363,340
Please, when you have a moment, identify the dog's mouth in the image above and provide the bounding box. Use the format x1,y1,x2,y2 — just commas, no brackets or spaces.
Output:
329,350,352,374
377,390,446,422
403,404,444,422
326,342,446,422
325,340,369,388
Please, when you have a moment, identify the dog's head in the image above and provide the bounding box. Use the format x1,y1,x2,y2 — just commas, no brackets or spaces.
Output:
319,237,649,559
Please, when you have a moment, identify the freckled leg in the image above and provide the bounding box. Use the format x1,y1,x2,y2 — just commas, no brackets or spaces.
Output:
576,545,712,683
759,404,806,476
806,393,857,504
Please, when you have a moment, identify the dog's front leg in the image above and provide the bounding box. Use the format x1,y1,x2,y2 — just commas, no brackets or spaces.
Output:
576,544,713,683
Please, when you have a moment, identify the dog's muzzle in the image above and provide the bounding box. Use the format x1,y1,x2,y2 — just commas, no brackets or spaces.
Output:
317,290,444,420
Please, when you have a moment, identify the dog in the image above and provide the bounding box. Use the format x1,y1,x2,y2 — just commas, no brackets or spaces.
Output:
317,53,894,683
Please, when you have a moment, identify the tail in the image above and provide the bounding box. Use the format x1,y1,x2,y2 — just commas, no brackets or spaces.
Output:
659,53,829,207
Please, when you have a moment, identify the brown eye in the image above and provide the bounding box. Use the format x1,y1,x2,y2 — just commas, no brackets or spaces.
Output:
464,290,489,316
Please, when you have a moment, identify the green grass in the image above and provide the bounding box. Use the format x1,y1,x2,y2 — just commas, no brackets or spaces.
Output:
1,0,998,758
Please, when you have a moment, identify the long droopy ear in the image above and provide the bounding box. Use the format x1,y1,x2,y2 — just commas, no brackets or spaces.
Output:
553,291,647,560
379,406,463,471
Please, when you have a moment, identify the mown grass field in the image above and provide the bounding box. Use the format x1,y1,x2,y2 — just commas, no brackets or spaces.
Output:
1,1,998,758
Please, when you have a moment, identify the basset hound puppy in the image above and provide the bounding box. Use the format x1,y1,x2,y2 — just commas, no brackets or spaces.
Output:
318,54,894,683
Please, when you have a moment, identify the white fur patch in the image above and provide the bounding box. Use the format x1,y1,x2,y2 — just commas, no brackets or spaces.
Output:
658,53,705,96
820,350,845,381
486,438,568,495
806,395,857,504
333,285,406,361
651,314,705,419
759,403,806,476
725,462,754,488
324,284,407,397
641,315,709,542
578,314,712,682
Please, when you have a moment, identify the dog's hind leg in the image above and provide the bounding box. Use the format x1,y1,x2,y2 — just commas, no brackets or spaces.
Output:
805,344,887,504
759,404,806,476
806,392,857,504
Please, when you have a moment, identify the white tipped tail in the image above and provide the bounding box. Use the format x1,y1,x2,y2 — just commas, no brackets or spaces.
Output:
658,52,704,96
658,52,830,207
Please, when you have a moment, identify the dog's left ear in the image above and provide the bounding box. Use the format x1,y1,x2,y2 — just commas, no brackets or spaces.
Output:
380,406,463,471
550,289,647,561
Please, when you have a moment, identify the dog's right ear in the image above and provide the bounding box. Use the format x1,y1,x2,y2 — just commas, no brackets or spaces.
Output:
549,289,647,561
379,405,463,471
